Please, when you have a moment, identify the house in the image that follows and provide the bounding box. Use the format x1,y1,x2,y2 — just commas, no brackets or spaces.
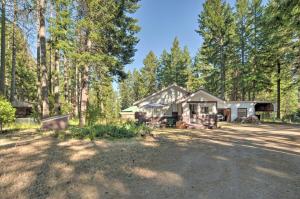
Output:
120,83,275,126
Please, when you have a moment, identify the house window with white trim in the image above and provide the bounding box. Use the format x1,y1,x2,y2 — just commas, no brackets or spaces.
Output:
238,108,247,118
190,104,197,115
201,106,209,114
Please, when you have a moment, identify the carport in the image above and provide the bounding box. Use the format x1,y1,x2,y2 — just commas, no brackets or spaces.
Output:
255,102,274,120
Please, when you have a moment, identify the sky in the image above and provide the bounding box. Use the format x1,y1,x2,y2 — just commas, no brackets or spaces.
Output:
126,0,206,72
126,0,245,72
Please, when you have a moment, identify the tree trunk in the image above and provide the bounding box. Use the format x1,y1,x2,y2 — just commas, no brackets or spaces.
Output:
39,0,49,118
36,0,41,118
220,45,225,100
10,0,17,102
48,1,53,95
71,62,78,117
277,59,281,119
77,65,81,117
49,43,52,94
0,0,6,96
63,55,68,101
79,37,91,127
54,49,60,115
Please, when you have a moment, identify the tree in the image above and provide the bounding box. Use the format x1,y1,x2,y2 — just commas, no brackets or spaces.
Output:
187,49,210,92
76,0,140,126
235,0,250,100
0,97,15,132
10,0,17,102
120,71,134,109
132,69,144,101
247,0,268,100
0,0,6,96
49,0,73,115
38,0,49,118
157,38,189,88
197,0,236,100
140,51,159,96
262,0,296,119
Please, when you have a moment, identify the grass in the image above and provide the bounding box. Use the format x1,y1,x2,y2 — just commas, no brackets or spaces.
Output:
260,118,300,125
3,123,40,133
68,121,152,140
2,117,152,141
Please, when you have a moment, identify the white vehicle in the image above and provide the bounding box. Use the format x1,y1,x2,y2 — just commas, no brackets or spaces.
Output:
217,114,224,121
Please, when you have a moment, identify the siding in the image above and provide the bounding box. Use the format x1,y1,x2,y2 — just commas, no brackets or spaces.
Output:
136,86,189,117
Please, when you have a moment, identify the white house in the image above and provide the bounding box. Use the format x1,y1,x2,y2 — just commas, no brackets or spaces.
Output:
121,83,275,124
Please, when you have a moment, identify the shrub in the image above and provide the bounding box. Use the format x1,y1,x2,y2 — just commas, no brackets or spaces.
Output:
0,97,16,132
70,121,151,140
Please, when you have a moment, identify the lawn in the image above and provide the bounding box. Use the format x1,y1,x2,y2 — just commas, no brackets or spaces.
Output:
0,123,299,199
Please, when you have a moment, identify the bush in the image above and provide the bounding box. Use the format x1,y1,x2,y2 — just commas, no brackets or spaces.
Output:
70,121,151,140
0,97,16,132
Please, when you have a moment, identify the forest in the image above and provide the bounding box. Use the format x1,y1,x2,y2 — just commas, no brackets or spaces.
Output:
0,0,299,129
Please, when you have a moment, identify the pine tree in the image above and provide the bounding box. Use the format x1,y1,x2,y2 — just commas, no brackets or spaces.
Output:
10,0,17,102
262,0,296,119
38,0,49,118
187,49,209,92
157,37,189,87
0,0,6,96
197,0,236,100
247,0,268,100
140,51,158,96
235,0,250,100
120,71,134,109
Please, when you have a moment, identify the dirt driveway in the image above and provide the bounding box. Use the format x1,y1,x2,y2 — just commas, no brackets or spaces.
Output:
0,124,299,199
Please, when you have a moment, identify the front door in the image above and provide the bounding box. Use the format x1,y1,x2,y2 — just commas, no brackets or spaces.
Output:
224,108,231,122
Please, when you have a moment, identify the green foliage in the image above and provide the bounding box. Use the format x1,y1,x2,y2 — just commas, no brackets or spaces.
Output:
0,97,16,131
61,100,73,115
88,79,121,123
70,121,151,140
157,38,190,88
197,0,236,99
140,51,159,96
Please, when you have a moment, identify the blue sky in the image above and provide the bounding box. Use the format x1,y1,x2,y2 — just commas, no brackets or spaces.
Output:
127,0,241,72
126,0,205,72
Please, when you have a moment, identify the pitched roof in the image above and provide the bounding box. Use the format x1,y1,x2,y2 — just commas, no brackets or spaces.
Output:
133,83,190,105
121,106,140,112
177,88,226,103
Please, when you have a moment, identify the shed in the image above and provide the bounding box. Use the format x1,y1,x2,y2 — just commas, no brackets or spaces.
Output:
120,106,140,120
12,101,33,118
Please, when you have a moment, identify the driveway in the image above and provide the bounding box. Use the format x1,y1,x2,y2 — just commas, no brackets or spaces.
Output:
0,124,299,199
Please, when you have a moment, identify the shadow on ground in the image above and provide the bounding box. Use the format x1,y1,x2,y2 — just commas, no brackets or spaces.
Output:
0,123,299,199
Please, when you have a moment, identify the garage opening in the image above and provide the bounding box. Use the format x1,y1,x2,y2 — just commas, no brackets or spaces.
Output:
255,103,274,120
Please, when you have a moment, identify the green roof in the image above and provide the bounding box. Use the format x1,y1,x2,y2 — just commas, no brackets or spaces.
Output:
121,106,140,112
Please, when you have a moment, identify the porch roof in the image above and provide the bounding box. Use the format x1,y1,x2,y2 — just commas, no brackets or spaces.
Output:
177,89,225,104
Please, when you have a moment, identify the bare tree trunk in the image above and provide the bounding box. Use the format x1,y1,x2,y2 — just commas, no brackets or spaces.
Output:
48,1,53,95
49,43,52,94
63,55,68,101
36,0,42,118
10,0,17,102
79,37,91,127
71,62,78,117
54,49,60,114
220,45,225,100
77,65,80,117
39,0,49,118
0,0,6,96
277,60,281,119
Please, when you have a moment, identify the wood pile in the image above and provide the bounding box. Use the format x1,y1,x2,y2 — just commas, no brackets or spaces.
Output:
176,121,188,129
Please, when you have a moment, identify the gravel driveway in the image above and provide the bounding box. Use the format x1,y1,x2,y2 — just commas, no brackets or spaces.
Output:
0,123,299,199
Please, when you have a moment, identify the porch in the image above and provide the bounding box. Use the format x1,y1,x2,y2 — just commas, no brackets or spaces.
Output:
183,101,218,128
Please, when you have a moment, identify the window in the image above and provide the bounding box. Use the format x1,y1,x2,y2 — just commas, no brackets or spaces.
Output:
190,104,197,114
238,108,247,118
201,107,209,114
